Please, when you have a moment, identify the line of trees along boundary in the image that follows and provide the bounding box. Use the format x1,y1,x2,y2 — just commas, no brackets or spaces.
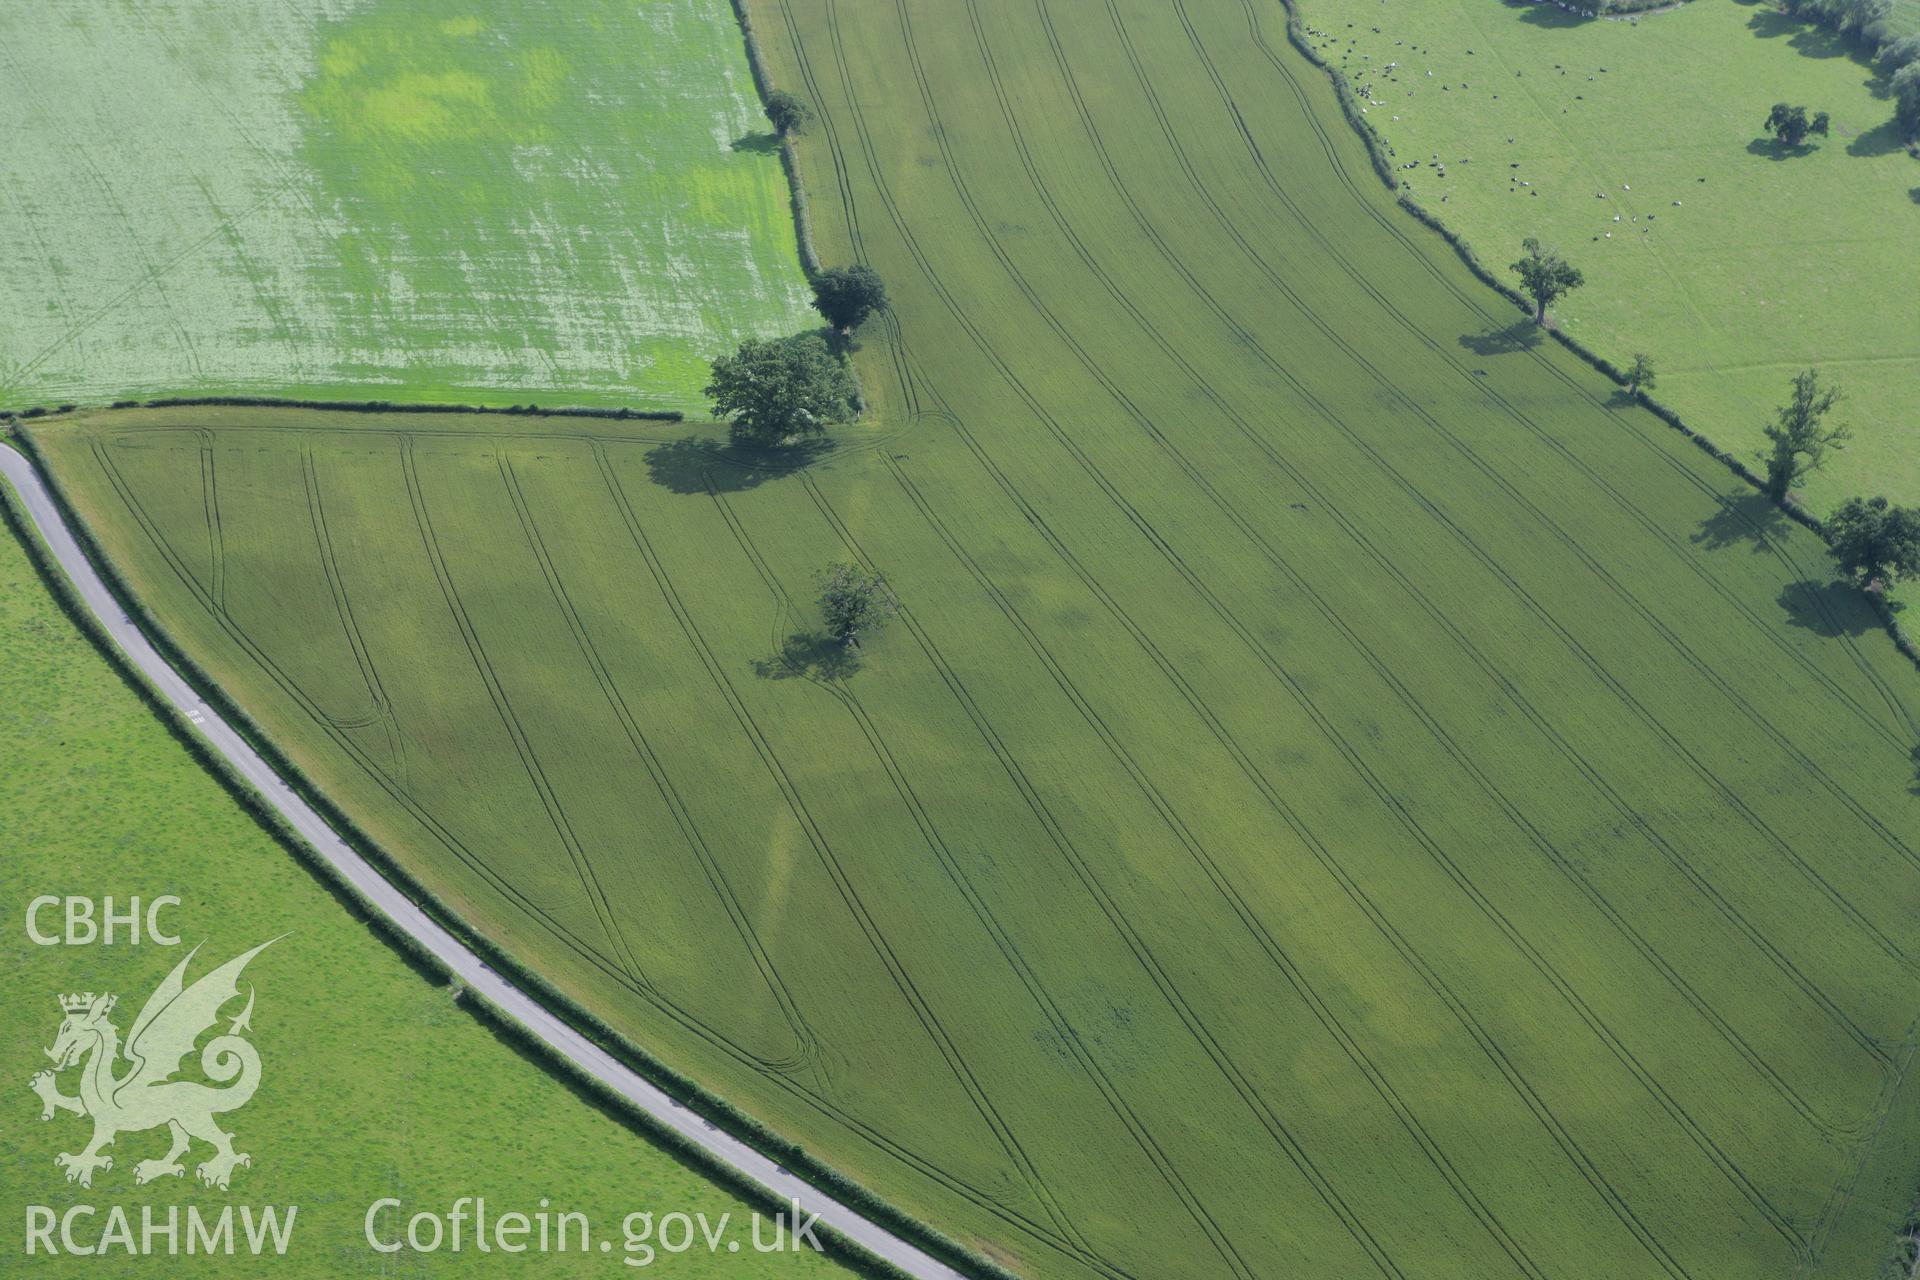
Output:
1276,0,1920,674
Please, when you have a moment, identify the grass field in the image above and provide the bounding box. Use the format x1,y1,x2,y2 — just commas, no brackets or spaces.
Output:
0,0,814,415
1298,0,1920,512
0,504,847,1276
22,0,1920,1277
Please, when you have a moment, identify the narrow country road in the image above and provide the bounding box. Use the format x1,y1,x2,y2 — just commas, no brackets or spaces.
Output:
0,440,969,1280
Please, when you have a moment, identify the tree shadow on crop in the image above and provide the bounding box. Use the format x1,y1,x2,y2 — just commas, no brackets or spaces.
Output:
753,631,861,682
643,434,834,495
1777,578,1876,638
1692,493,1796,553
732,131,781,154
1458,319,1542,357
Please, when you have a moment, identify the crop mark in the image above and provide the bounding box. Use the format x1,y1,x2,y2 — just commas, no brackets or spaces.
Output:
1080,0,1914,980
497,451,821,1077
90,431,880,1108
1002,0,1892,1102
300,445,405,778
812,0,1819,1265
592,440,1106,1262
705,473,1114,1270
400,437,649,988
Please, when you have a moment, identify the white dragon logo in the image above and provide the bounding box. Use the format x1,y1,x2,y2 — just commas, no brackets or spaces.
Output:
29,939,277,1190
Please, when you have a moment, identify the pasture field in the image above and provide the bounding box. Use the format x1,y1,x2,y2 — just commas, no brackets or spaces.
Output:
1301,0,1920,511
0,505,846,1276
22,0,1920,1277
0,0,813,416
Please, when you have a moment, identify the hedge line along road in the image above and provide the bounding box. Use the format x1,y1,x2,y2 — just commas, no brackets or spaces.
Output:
0,439,968,1280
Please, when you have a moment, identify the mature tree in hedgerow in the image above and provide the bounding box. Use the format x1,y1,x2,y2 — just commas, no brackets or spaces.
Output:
1881,34,1920,73
1895,64,1920,141
1829,496,1920,588
706,334,855,445
765,90,813,138
1626,352,1657,399
818,561,900,648
1763,103,1830,148
1511,238,1584,325
1758,368,1849,501
811,265,889,335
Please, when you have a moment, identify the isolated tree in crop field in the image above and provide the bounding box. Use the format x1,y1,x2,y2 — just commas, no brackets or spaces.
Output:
1763,103,1829,147
1829,496,1920,587
818,561,899,648
811,266,889,334
1758,368,1848,501
1626,352,1656,399
707,334,855,445
1510,238,1583,325
1895,64,1920,140
765,90,812,138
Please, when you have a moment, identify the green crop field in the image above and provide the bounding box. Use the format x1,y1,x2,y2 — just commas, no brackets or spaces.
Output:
0,499,846,1276
19,0,1920,1277
1297,0,1920,512
0,0,814,416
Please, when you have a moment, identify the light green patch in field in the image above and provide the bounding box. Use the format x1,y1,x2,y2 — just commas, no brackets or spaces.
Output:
0,502,845,1276
0,0,814,414
1299,0,1919,510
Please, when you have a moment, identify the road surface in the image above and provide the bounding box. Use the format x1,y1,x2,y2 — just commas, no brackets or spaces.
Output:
1,438,970,1280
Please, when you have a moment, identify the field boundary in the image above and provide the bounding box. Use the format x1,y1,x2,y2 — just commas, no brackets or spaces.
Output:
1276,0,1920,675
731,0,884,421
5,415,1011,1280
4,394,684,424
731,0,826,278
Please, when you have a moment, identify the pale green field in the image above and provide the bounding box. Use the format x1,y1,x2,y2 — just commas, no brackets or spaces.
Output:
29,0,1920,1264
1300,0,1920,511
0,0,815,415
0,503,846,1277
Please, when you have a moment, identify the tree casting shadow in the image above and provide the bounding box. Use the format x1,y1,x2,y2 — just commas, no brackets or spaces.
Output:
753,631,862,682
642,434,834,495
1458,319,1542,357
1777,578,1876,639
1692,492,1795,552
731,131,781,154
